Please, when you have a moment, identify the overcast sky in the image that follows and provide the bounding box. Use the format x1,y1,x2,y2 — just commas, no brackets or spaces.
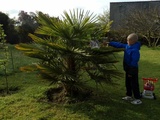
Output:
0,0,150,18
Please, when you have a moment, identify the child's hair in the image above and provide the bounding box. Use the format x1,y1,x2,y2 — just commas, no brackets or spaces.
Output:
127,33,138,42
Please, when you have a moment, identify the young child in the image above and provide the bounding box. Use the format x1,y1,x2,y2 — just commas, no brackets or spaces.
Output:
108,33,142,105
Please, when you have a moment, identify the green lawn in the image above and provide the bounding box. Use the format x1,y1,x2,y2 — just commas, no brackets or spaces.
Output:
0,45,160,120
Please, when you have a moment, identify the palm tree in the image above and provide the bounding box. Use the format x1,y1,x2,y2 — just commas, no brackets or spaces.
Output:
16,9,123,102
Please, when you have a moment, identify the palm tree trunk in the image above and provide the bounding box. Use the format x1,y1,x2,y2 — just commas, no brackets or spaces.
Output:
67,56,76,77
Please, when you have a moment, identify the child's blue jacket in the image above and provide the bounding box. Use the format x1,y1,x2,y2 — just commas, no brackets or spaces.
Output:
109,41,141,68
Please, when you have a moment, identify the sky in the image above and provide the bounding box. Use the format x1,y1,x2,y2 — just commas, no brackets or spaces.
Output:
0,0,150,19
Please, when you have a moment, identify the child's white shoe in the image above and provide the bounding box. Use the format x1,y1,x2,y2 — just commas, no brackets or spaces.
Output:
122,96,133,101
131,99,142,105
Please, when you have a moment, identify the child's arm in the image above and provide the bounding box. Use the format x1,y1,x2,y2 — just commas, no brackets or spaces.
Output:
109,41,127,48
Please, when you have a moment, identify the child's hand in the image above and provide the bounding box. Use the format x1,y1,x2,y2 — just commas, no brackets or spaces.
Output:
102,41,109,47
106,42,109,47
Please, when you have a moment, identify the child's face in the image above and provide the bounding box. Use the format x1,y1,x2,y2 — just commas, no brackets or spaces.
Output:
127,39,135,46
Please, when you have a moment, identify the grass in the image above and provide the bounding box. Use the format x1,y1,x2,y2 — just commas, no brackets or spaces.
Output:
0,44,160,120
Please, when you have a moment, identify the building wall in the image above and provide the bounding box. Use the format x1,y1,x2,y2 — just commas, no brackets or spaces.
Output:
110,1,160,30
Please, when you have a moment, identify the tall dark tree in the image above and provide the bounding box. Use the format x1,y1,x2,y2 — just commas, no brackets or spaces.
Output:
17,11,39,43
0,12,19,44
0,12,9,33
0,12,10,43
6,19,19,44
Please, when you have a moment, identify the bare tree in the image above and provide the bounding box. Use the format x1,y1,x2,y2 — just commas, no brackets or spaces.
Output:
124,7,160,47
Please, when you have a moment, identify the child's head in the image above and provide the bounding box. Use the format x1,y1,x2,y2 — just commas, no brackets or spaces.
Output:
127,33,138,45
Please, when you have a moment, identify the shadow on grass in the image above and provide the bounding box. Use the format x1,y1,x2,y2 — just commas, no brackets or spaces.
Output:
63,58,160,120
0,86,20,96
63,89,160,120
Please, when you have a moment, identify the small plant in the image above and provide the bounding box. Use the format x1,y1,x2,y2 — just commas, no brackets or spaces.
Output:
0,24,9,94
